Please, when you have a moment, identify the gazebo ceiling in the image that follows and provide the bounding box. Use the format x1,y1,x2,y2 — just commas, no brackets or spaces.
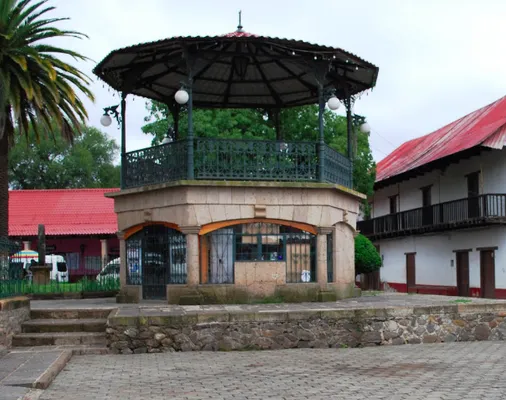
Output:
93,29,379,109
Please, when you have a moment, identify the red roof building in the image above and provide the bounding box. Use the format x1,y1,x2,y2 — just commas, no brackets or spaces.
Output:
376,95,506,189
9,188,119,237
9,189,120,281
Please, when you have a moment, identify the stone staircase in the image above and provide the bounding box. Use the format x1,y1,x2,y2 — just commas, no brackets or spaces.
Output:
12,308,112,352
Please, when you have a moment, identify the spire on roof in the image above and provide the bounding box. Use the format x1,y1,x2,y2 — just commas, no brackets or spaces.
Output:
237,10,243,32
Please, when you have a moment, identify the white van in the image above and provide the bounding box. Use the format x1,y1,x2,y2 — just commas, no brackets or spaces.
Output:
13,254,69,282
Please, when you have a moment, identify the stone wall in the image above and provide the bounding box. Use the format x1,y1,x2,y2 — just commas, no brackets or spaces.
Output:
0,297,30,348
106,303,506,354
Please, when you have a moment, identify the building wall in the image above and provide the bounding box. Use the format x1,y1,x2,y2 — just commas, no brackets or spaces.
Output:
375,226,506,296
22,237,119,278
372,147,506,218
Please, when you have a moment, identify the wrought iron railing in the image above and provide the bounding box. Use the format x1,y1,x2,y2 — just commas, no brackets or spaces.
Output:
322,144,353,188
358,194,506,238
123,140,187,188
122,138,352,189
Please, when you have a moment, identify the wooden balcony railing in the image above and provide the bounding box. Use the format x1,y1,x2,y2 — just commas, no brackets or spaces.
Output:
358,194,506,239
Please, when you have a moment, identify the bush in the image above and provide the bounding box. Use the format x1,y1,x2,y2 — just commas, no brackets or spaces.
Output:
355,234,381,275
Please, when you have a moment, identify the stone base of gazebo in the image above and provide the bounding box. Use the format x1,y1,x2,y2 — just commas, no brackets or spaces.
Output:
107,180,364,304
117,282,359,305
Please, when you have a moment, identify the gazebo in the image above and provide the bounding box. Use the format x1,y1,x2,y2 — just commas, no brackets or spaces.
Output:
93,18,379,303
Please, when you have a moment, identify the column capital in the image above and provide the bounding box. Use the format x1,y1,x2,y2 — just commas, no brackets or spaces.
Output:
117,230,126,240
318,227,333,235
179,226,201,235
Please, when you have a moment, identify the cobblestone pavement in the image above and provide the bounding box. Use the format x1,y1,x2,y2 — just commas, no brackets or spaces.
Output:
39,342,506,400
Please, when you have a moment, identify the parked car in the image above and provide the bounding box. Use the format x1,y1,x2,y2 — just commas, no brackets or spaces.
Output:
96,257,120,282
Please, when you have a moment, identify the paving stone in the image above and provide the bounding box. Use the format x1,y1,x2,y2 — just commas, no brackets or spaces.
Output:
31,342,506,400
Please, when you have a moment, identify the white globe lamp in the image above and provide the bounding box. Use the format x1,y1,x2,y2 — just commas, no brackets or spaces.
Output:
161,137,171,144
100,114,112,127
360,122,371,134
175,89,189,105
327,96,340,111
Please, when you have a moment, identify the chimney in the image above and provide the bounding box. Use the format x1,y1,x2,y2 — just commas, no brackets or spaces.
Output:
23,241,31,251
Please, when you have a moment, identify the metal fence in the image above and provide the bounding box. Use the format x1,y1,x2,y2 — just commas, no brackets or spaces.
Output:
125,225,187,299
0,244,120,298
122,138,353,189
203,223,317,284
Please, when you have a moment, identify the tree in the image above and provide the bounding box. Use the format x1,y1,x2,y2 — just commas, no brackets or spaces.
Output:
9,125,120,189
0,0,94,237
142,101,376,202
354,234,382,275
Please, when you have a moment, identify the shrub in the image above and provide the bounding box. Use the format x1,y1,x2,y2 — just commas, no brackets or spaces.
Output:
355,234,381,275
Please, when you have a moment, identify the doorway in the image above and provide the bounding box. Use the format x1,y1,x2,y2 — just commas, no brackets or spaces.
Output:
467,172,480,219
421,186,432,226
406,253,416,291
480,249,496,298
455,251,470,297
389,195,399,231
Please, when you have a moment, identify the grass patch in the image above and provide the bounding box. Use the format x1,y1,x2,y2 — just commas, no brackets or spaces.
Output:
362,290,382,297
0,278,120,298
251,295,285,304
449,298,472,304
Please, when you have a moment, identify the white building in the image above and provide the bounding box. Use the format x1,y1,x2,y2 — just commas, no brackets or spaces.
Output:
358,95,506,298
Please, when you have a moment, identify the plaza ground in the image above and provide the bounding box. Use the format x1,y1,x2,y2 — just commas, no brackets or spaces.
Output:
4,293,506,399
25,342,506,400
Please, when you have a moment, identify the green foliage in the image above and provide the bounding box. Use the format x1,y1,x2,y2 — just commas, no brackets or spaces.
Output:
142,101,376,198
9,125,120,189
354,234,382,275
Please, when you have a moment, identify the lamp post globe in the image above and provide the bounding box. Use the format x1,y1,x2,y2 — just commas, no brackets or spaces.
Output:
175,89,189,105
327,96,340,111
100,114,112,127
360,122,371,133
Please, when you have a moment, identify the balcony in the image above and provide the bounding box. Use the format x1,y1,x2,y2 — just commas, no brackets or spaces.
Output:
358,194,506,240
122,137,352,190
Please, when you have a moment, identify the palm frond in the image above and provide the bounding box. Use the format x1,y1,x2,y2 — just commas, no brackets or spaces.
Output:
0,0,94,144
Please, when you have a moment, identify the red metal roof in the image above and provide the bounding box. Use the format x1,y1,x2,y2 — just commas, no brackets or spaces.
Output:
222,30,258,38
9,189,119,237
376,95,506,183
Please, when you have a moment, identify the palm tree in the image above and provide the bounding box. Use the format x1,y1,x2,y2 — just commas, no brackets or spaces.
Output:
0,0,94,239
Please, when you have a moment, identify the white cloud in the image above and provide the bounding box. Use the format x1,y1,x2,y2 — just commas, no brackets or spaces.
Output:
47,0,506,161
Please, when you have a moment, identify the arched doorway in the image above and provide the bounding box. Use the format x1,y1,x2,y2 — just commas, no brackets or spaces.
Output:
126,224,186,299
201,222,316,284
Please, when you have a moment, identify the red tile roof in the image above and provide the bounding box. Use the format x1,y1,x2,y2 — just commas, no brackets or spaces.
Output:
9,189,119,237
376,95,506,184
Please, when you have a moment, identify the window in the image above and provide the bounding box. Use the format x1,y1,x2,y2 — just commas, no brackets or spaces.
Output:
389,195,398,214
85,256,102,271
234,223,285,262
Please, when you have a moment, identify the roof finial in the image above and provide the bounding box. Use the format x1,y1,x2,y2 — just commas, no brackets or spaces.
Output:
237,10,243,32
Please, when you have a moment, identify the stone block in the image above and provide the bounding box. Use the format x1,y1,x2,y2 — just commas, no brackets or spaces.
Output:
474,323,491,341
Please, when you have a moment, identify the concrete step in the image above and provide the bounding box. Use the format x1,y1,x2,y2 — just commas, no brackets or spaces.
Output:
12,332,107,347
10,345,110,355
22,318,107,333
30,308,113,320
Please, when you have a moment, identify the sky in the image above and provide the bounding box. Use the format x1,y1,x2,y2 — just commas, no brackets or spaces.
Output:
48,0,506,162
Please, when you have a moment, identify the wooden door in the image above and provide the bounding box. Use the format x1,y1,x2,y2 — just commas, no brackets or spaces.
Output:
421,186,433,226
480,250,496,298
406,253,416,290
467,172,480,219
456,251,470,297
